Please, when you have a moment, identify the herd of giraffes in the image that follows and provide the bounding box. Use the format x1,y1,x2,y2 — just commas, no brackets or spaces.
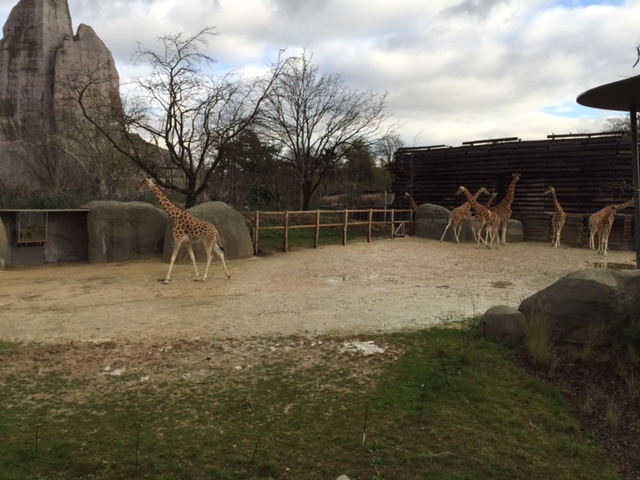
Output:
405,173,635,255
134,172,634,283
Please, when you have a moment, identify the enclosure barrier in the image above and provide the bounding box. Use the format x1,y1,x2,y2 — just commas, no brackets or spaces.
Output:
250,208,413,255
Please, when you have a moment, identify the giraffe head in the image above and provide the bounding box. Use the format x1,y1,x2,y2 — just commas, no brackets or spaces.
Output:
455,186,468,196
478,187,491,196
512,172,521,181
134,173,154,192
403,192,411,199
543,186,555,196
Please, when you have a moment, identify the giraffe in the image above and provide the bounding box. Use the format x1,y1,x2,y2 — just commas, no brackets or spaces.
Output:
456,186,501,248
484,192,498,209
403,192,419,235
440,187,490,243
589,199,634,255
543,186,566,248
490,172,521,245
137,176,231,283
403,192,418,212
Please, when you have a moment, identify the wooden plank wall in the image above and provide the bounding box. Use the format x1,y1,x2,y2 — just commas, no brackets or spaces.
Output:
389,133,635,249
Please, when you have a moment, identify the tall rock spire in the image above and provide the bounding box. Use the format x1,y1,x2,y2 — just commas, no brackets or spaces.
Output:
0,0,73,140
0,0,121,144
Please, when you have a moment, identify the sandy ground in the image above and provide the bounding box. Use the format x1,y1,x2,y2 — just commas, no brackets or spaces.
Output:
0,237,636,344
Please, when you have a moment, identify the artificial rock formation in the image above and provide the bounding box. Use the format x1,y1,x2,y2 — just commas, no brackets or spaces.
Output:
0,0,120,142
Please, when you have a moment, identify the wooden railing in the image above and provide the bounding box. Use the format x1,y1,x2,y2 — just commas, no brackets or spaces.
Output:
250,208,413,254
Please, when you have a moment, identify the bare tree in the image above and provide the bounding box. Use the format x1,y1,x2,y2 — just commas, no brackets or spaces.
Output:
374,133,404,166
61,27,286,207
258,50,393,210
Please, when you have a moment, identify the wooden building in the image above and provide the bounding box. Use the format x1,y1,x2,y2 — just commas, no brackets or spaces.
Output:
389,132,635,249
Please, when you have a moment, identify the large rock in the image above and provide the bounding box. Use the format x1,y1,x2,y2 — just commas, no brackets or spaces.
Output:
162,202,253,263
480,305,526,341
504,219,524,243
84,201,167,263
0,0,73,140
0,0,121,185
518,268,640,343
414,203,451,240
53,23,121,132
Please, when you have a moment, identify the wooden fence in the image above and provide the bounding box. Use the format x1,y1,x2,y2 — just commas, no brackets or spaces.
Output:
250,208,414,255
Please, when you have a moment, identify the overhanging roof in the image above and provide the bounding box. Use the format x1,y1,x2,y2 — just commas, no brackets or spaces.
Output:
577,74,640,112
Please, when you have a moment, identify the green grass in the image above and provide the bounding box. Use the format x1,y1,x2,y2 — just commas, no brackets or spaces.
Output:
256,222,392,254
0,327,620,479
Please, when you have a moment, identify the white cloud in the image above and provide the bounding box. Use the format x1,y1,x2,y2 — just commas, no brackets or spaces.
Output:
0,0,636,146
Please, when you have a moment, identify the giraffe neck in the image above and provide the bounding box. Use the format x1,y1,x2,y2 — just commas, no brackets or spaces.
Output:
550,190,564,214
410,197,418,210
460,189,484,214
148,181,185,220
501,176,519,207
615,199,634,211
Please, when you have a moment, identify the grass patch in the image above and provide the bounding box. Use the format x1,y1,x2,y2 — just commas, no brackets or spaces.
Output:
0,328,620,479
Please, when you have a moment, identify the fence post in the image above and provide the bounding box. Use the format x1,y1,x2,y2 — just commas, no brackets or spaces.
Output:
253,210,260,256
367,209,373,243
282,210,289,252
390,209,395,238
314,210,320,248
343,209,348,245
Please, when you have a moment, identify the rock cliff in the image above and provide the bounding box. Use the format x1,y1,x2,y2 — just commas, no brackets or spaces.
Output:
0,0,120,143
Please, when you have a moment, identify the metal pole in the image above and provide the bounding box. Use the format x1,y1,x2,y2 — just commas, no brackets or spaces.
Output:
630,105,640,268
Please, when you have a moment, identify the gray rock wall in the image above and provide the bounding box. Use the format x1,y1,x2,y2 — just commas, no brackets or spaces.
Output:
84,201,167,263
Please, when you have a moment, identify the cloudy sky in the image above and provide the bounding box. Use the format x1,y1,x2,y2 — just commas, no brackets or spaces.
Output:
1,0,638,147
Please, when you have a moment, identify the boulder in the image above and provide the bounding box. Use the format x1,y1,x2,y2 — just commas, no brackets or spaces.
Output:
504,219,524,243
84,201,167,263
162,202,253,263
518,268,640,343
480,305,526,341
414,203,451,240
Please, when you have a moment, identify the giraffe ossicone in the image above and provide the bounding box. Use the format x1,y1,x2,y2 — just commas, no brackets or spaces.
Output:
137,175,231,283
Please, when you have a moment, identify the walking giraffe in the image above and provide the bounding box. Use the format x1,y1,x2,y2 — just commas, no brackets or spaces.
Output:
589,199,634,256
440,187,490,243
403,192,419,235
490,173,521,245
456,186,501,248
543,186,566,248
137,176,231,283
403,192,418,212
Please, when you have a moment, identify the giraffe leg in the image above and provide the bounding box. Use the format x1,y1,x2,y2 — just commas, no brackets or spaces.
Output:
440,217,453,242
476,224,488,247
164,239,184,284
453,220,461,243
185,243,200,279
500,220,507,245
470,219,478,243
212,242,231,279
557,220,565,248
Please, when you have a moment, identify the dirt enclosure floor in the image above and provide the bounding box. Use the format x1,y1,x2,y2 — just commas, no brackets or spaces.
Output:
0,237,637,344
